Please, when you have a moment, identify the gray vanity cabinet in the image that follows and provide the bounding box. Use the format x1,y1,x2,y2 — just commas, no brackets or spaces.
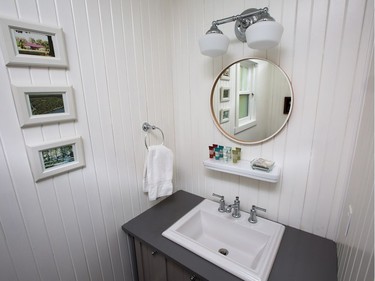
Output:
134,238,200,281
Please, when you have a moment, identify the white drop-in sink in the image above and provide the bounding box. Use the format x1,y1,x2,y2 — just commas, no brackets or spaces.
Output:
162,199,285,281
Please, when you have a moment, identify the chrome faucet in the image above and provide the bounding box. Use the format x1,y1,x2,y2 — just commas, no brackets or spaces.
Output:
212,193,226,212
226,196,241,218
248,205,266,223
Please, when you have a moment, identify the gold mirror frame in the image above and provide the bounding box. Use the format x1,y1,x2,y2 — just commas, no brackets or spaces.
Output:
210,58,294,144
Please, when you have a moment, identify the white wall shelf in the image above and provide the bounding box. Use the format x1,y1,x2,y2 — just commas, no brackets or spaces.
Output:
203,158,281,183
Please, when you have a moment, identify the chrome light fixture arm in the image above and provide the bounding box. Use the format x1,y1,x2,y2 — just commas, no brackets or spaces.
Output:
207,7,273,42
210,7,269,27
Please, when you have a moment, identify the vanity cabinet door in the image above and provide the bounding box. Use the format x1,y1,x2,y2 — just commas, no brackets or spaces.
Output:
166,260,201,281
134,239,167,281
134,238,201,281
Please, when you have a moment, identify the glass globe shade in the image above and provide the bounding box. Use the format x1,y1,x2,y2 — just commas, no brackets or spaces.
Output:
199,33,230,57
246,21,284,49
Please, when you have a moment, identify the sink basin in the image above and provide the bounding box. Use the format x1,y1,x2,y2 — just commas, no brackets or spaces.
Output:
162,199,284,281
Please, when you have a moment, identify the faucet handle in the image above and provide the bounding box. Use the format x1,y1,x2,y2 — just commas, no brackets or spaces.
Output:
252,205,266,213
248,205,266,224
212,193,226,213
212,193,224,200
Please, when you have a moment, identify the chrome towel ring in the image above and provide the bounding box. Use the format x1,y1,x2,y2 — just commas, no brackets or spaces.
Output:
142,122,165,149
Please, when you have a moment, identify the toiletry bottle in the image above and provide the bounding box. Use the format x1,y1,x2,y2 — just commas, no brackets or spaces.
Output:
232,150,238,163
236,147,242,160
209,146,214,158
218,145,224,158
223,148,228,163
215,147,220,160
226,146,232,160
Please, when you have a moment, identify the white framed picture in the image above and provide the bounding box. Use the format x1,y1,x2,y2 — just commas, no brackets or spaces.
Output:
220,108,230,124
11,85,76,127
0,17,68,68
220,86,230,102
220,68,230,80
27,137,85,182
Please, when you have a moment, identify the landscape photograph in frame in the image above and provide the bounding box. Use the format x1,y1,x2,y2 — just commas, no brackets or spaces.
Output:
12,29,55,57
27,137,85,182
28,93,65,115
0,17,68,67
11,85,76,127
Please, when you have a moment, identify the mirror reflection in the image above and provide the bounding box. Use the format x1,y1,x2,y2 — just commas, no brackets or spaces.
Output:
210,58,293,144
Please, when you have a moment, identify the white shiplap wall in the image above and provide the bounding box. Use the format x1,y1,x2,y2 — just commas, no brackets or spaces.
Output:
171,0,373,239
336,57,374,281
0,1,373,281
0,0,174,281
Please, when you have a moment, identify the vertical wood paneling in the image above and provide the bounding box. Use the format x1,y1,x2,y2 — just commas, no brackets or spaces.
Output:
0,0,174,280
0,138,40,281
5,2,66,281
112,0,139,222
299,0,330,231
0,213,18,281
58,0,112,280
311,0,368,237
326,0,374,239
171,0,373,243
336,57,374,281
0,0,373,281
119,0,142,214
277,0,311,228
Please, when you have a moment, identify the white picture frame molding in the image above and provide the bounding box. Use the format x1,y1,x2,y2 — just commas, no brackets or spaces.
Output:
11,85,76,127
27,137,85,182
0,17,68,68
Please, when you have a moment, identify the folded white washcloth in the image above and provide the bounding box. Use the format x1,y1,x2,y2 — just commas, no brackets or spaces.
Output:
143,144,174,201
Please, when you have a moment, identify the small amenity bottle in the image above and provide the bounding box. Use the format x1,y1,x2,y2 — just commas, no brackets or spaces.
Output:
232,150,238,163
225,146,232,160
215,147,220,160
218,145,224,158
236,147,242,160
223,148,229,163
209,146,214,158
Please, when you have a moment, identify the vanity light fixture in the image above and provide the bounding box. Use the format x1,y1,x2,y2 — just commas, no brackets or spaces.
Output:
199,7,283,57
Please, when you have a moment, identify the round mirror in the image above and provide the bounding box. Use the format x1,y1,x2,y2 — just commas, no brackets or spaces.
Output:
210,58,293,144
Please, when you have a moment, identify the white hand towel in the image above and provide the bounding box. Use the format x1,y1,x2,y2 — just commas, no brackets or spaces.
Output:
143,144,174,201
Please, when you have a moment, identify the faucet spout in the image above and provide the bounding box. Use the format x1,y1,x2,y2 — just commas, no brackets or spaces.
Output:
226,196,241,218
225,204,234,213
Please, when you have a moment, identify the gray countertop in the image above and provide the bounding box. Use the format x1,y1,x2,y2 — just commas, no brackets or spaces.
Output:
122,190,337,281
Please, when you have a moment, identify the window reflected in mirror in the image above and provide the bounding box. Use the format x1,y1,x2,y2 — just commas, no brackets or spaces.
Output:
239,95,249,118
